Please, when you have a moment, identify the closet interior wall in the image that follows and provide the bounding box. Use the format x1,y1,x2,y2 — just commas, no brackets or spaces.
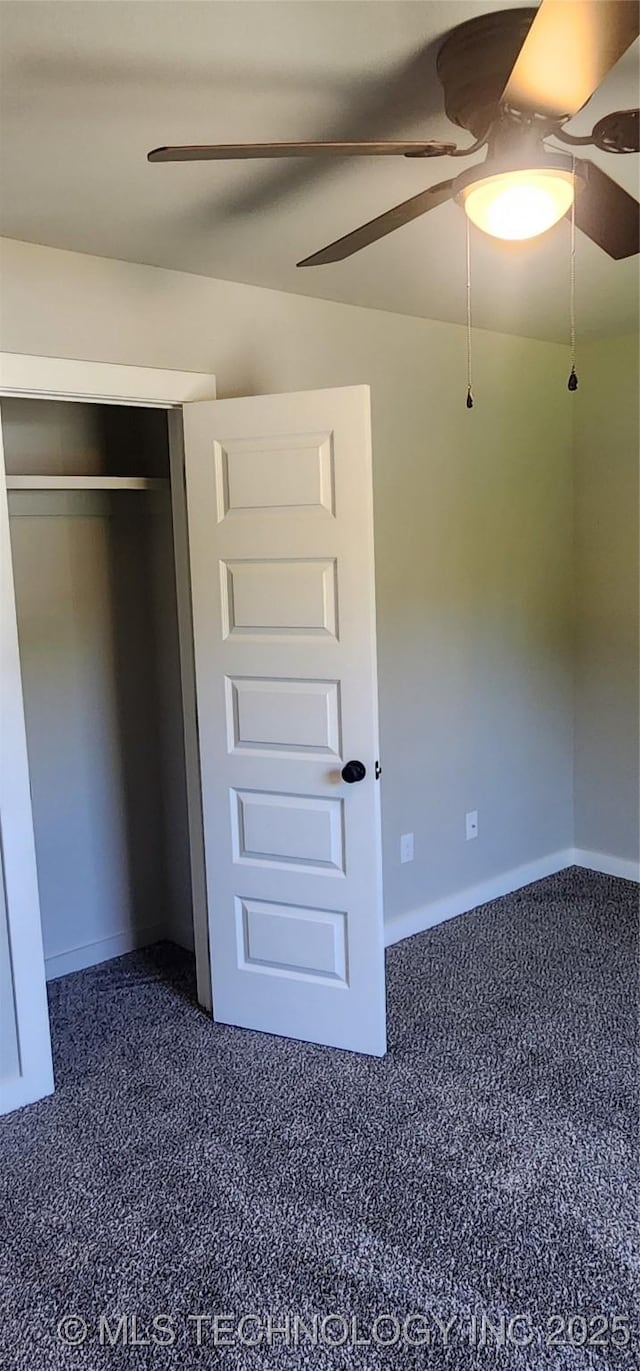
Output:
2,398,193,978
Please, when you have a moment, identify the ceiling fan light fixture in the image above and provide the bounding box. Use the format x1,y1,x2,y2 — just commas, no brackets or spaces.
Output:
456,164,579,242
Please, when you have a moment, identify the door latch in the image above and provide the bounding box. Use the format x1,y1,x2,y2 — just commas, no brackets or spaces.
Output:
375,761,382,780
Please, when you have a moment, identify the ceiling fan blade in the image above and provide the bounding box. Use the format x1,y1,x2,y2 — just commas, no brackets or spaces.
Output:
502,0,640,119
592,109,640,154
148,140,456,163
573,159,640,258
557,108,640,152
297,178,455,266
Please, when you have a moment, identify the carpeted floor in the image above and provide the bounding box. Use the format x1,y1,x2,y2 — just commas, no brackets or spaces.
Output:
1,867,638,1370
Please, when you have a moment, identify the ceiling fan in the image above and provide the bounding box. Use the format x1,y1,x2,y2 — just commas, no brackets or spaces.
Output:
148,0,640,266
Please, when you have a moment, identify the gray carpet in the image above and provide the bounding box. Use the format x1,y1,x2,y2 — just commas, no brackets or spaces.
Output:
1,867,638,1370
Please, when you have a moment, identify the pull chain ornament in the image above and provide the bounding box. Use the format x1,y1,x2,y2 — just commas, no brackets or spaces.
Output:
465,217,474,408
568,157,578,392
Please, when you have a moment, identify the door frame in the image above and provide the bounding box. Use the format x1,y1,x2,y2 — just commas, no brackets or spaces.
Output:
0,353,218,1051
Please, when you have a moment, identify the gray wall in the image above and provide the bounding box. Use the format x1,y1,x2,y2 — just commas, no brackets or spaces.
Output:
0,396,169,477
7,488,189,973
0,237,576,928
573,335,639,864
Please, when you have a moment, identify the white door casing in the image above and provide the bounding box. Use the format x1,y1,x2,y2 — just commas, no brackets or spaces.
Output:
0,417,54,1115
183,386,386,1055
0,355,217,1113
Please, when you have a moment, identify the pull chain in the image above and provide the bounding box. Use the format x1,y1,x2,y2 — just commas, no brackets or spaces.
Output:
568,156,578,392
465,216,474,408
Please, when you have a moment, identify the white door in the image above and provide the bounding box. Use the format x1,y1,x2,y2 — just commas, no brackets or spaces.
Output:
183,386,386,1055
0,420,53,1115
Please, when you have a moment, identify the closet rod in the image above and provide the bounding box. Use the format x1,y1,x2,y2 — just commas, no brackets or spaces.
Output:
5,475,169,492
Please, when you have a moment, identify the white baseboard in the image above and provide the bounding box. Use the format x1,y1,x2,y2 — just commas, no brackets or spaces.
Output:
45,924,165,980
384,844,639,948
384,850,573,948
44,852,637,975
570,847,640,883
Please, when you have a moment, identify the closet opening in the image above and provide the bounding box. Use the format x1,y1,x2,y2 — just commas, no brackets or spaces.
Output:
2,396,198,998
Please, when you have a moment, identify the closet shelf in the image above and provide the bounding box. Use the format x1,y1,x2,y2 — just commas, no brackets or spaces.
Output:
5,475,169,491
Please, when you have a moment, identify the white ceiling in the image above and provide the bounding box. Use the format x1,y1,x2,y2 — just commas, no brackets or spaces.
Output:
0,0,638,342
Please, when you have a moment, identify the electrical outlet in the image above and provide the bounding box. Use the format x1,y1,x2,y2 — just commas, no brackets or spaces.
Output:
400,832,414,864
465,810,478,841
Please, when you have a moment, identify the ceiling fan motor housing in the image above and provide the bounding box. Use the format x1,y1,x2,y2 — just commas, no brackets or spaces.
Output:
436,7,538,138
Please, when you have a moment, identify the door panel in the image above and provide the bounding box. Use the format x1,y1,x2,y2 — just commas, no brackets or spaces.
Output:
221,557,338,637
226,676,342,757
215,431,334,515
183,387,386,1054
231,789,345,873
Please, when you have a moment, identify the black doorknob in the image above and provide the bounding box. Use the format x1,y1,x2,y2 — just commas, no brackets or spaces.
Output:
341,759,366,784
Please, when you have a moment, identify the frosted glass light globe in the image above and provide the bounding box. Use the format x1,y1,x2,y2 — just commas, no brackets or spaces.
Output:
460,168,576,241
